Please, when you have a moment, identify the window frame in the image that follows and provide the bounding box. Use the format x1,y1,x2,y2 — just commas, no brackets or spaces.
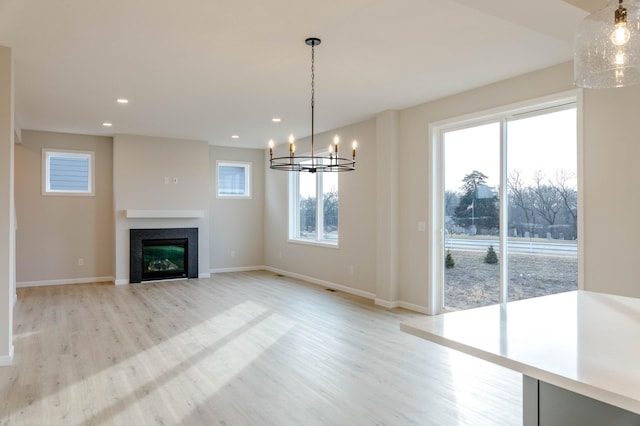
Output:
288,167,339,247
42,148,95,196
216,160,252,199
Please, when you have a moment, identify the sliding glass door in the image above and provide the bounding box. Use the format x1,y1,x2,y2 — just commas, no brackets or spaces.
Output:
443,122,501,309
438,97,578,312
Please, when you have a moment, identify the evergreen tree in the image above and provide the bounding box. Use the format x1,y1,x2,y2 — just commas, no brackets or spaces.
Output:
445,250,455,268
484,245,498,264
454,171,499,232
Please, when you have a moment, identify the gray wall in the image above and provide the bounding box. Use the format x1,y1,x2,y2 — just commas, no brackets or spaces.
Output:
264,60,640,311
209,146,265,271
399,62,578,311
113,134,210,284
15,131,114,285
264,119,378,298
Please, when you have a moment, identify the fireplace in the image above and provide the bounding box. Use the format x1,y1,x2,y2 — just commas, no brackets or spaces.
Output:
130,228,198,283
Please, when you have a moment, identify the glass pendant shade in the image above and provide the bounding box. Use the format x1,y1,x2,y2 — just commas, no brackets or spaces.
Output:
574,0,640,88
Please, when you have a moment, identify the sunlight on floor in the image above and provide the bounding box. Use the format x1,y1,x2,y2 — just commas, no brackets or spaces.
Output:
30,300,295,425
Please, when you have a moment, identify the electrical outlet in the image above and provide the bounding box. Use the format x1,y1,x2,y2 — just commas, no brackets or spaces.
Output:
164,177,170,185
78,258,84,266
172,177,178,184
230,250,235,257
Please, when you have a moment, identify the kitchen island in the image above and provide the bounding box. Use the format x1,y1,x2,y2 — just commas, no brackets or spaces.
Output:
401,291,640,425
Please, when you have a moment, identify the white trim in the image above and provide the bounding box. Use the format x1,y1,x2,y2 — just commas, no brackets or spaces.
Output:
216,160,252,199
125,209,205,218
115,279,129,285
375,298,430,314
210,266,264,274
264,266,376,300
286,238,339,249
396,301,430,314
576,89,585,291
375,298,397,309
198,272,211,279
17,276,114,288
42,148,95,196
0,345,14,366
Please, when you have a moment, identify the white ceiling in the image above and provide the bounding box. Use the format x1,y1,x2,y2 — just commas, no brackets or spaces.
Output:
0,0,591,149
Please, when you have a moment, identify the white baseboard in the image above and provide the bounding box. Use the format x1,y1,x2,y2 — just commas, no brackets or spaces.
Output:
209,266,265,274
396,301,430,314
17,276,115,288
264,266,377,301
375,298,430,314
375,298,399,309
0,345,14,366
198,272,211,279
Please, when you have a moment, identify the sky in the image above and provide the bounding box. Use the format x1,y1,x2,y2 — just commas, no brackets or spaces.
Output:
444,108,577,192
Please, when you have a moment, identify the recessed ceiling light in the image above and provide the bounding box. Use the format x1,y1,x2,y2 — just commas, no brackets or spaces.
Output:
272,118,281,123
116,98,129,104
232,135,239,139
102,122,113,127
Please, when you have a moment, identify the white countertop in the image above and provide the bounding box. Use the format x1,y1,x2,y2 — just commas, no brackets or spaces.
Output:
401,291,640,415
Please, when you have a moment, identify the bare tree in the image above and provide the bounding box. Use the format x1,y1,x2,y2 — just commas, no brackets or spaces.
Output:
508,170,536,234
531,170,563,227
444,190,459,217
550,169,577,224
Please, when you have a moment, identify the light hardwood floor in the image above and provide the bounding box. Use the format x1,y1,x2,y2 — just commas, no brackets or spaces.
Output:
0,271,521,425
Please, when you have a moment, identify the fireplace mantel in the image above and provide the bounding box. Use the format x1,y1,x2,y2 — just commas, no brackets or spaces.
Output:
125,209,205,219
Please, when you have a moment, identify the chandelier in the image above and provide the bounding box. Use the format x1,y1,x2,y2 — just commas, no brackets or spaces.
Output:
269,38,357,173
574,0,640,88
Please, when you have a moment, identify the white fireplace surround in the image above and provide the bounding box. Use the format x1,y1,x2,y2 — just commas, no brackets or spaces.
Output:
114,209,210,285
125,209,205,219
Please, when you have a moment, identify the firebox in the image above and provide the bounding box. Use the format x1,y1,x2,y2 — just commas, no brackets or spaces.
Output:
129,228,198,283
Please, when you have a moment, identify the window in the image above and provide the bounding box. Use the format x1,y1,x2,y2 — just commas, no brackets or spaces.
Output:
289,161,339,245
42,149,94,196
217,161,251,198
432,92,580,313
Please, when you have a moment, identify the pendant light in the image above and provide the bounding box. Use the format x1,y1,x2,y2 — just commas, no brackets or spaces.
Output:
575,0,640,88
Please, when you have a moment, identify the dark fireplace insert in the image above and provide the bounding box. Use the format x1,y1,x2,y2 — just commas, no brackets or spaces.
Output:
130,228,198,283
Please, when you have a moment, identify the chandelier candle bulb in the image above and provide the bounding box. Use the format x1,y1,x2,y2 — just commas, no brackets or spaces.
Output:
352,140,357,159
289,134,295,154
269,139,274,156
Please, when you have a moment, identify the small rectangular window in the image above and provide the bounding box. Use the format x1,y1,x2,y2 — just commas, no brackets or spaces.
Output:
42,149,94,196
217,161,251,198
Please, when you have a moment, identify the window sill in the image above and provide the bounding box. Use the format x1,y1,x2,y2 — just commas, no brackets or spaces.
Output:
288,238,339,249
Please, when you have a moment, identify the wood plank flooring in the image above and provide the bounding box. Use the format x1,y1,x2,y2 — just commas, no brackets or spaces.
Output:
0,271,522,425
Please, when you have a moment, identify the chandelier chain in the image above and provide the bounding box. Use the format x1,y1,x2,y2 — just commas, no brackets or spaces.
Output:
311,43,315,109
310,41,315,155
